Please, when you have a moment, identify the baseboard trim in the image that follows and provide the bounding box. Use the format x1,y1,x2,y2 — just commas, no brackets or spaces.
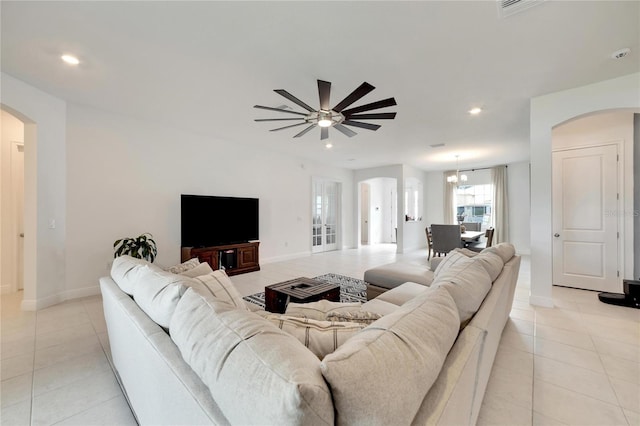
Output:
262,251,312,264
20,285,101,311
529,294,554,308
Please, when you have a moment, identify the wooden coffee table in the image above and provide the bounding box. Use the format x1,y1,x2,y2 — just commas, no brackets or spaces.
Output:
264,277,340,313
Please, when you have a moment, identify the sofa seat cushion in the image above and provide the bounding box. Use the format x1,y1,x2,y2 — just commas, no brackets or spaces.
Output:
320,286,459,426
285,300,362,321
132,266,197,328
432,253,492,325
171,289,335,426
111,255,164,295
257,313,366,359
363,261,434,291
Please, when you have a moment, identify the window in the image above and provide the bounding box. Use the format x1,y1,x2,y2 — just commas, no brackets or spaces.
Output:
456,184,493,230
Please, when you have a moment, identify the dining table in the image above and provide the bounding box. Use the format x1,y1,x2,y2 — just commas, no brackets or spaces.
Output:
461,230,484,243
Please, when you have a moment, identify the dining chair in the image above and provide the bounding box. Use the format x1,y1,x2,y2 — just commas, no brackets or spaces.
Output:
461,222,481,232
425,227,433,260
468,227,495,252
430,224,463,257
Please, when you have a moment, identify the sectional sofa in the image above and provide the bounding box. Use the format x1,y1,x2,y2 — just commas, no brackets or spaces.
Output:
100,243,520,425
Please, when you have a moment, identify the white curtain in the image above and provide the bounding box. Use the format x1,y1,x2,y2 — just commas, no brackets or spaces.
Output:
443,171,457,224
491,165,509,243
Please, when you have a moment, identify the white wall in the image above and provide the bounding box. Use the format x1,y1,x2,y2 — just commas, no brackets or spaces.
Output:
1,110,24,293
507,162,531,254
2,72,67,310
552,111,634,279
65,103,355,293
530,72,640,307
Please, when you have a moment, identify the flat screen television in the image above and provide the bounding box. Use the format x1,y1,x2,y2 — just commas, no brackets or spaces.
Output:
181,194,259,247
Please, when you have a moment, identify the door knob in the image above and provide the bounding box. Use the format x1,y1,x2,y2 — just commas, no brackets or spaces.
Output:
554,233,560,238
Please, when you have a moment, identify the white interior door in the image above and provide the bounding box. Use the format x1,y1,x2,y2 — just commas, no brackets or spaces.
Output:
13,143,24,290
312,179,340,253
552,145,620,292
360,183,370,245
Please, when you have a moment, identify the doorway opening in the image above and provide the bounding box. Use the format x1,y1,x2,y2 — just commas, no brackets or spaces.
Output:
1,109,26,298
358,177,397,246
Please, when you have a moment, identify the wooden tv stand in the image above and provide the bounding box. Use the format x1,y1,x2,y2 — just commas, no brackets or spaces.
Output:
181,241,260,276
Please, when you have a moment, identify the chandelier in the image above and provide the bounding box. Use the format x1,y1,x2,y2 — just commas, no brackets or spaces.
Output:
447,155,468,184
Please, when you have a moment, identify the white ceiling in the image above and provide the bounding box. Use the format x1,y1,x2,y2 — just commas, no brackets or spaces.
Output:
1,1,638,171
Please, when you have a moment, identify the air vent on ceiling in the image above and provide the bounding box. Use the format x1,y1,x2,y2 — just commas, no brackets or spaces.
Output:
497,0,545,18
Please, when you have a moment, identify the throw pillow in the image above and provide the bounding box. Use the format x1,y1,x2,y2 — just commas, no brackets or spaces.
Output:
320,286,459,426
166,257,200,274
260,313,365,359
170,289,335,425
178,262,214,278
326,310,382,325
285,300,362,320
132,266,197,328
189,270,249,311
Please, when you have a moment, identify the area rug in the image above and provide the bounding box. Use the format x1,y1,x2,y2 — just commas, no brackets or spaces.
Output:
243,273,368,309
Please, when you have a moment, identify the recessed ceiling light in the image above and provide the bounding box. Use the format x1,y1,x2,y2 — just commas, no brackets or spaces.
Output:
61,54,80,65
611,48,631,60
325,143,333,149
469,107,482,115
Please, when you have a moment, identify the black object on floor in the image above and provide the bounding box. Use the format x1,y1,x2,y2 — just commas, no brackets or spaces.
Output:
598,279,640,309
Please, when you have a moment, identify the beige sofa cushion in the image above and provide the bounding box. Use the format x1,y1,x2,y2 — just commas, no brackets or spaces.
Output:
285,300,362,320
110,255,164,295
132,266,197,328
320,286,459,426
190,270,248,311
432,255,492,325
258,313,366,359
178,262,214,278
166,257,200,274
483,242,516,263
171,289,334,425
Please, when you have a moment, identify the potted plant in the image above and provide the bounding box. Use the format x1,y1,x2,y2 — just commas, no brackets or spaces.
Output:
114,232,158,262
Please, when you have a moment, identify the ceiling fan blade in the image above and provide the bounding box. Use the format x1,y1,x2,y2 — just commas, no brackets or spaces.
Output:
332,82,375,112
254,105,308,116
255,118,305,122
321,127,329,140
270,122,309,132
318,80,331,111
346,112,397,120
334,124,357,137
274,89,315,112
293,124,316,138
342,97,397,116
342,120,381,131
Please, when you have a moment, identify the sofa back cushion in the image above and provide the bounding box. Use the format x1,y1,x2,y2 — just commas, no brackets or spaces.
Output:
432,256,492,325
483,243,516,263
171,289,334,425
132,266,197,328
320,286,459,426
189,270,249,311
111,255,164,295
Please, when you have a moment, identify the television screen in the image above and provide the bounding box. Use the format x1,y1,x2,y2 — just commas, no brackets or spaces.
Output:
181,195,259,247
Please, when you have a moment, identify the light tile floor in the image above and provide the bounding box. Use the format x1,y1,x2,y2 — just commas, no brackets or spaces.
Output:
1,244,638,425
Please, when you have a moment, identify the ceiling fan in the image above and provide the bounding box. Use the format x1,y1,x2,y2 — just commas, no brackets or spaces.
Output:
254,80,397,140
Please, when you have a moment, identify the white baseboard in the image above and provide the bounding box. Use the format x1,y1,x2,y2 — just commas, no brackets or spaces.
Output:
20,285,101,311
529,294,554,308
261,251,312,265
